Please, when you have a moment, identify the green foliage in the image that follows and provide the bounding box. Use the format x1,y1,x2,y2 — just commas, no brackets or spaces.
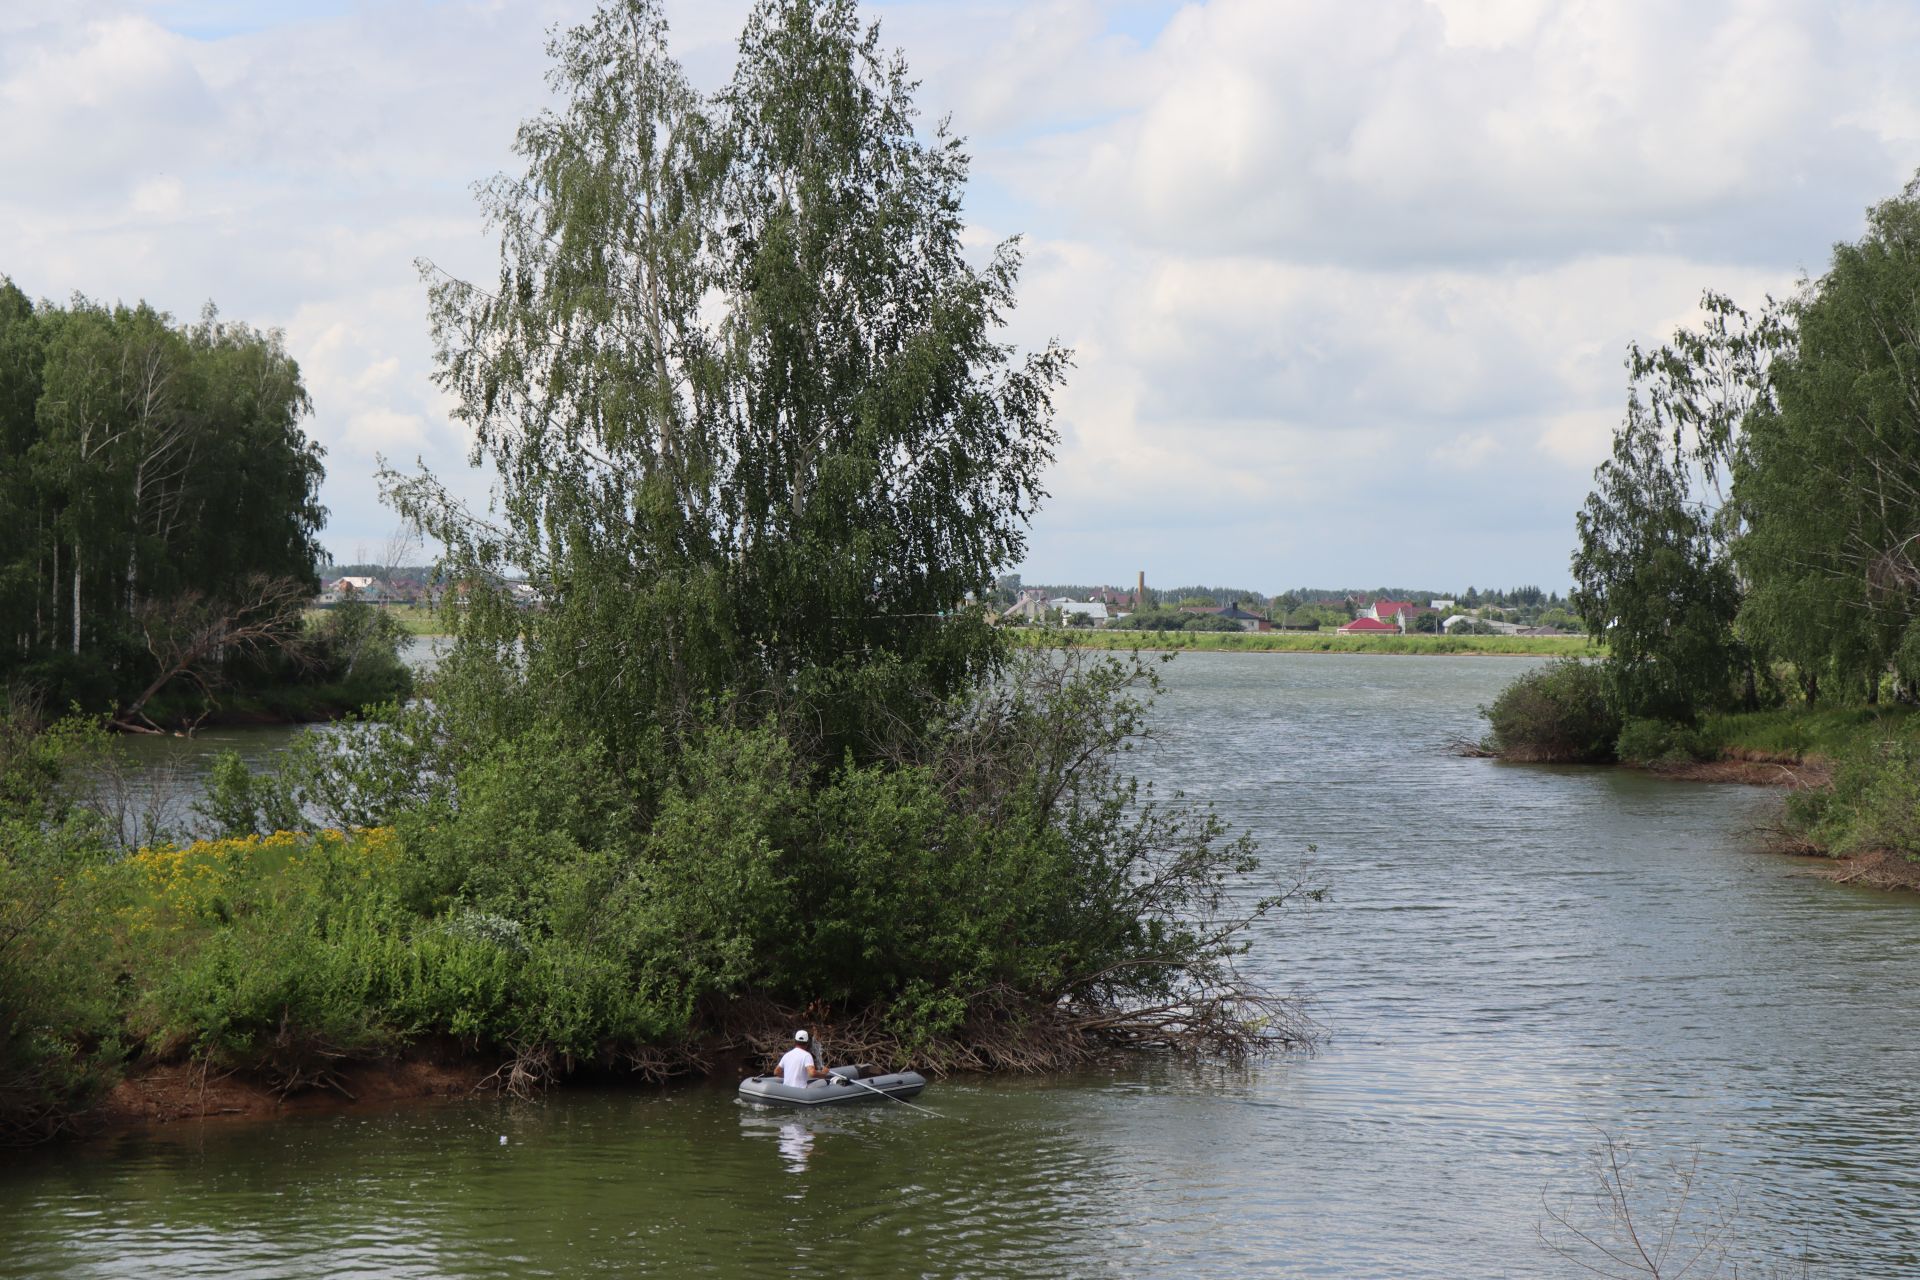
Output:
1701,704,1916,763
1613,717,1712,766
194,702,442,838
1783,726,1920,861
0,280,326,711
1571,174,1920,725
775,650,1280,1044
1111,608,1245,633
1480,659,1621,763
0,696,110,825
0,696,126,1140
392,0,1068,794
1733,180,1920,703
304,596,411,692
0,816,124,1143
1573,400,1744,724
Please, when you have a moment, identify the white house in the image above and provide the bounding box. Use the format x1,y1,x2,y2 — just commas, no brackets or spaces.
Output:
324,575,391,604
1442,614,1523,635
1051,598,1109,623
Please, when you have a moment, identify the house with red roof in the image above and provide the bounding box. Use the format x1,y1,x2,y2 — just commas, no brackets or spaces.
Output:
1336,616,1402,635
1361,598,1413,622
1357,598,1439,630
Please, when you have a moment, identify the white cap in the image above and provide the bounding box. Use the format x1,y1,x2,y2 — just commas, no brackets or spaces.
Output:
794,1030,810,1043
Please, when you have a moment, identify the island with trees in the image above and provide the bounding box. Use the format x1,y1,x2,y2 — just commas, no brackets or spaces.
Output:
0,0,1310,1146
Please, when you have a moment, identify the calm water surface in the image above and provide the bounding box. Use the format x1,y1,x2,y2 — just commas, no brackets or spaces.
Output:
6,651,1920,1277
96,635,448,837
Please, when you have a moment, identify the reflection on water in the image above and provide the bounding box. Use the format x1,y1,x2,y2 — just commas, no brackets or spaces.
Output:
9,652,1920,1276
775,1121,812,1173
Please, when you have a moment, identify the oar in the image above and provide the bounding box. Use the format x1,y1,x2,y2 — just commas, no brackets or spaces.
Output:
836,1070,953,1120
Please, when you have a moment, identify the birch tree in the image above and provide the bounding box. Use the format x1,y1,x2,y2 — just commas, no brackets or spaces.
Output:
399,0,1068,782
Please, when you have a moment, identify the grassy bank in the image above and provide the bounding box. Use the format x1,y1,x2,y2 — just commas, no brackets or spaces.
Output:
1476,661,1920,885
1693,704,1920,883
1016,628,1597,657
1698,704,1918,763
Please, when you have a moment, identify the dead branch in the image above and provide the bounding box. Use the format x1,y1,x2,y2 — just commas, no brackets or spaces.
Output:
113,574,314,731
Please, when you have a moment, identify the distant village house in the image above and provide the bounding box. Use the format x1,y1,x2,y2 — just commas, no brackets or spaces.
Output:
320,575,392,605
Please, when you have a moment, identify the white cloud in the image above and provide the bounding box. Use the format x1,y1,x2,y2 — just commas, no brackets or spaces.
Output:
0,14,218,205
999,0,1908,271
4,0,1918,588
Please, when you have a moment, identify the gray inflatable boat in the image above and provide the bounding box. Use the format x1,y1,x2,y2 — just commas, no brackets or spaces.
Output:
738,1063,927,1107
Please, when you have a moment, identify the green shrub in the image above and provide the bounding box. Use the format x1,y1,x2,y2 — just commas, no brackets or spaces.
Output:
195,701,444,839
129,830,408,1082
1481,659,1621,763
0,818,125,1143
1785,728,1920,860
1614,717,1712,765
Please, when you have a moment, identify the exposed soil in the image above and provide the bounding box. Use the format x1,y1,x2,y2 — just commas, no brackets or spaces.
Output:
94,1056,494,1128
1796,848,1920,894
1646,757,1831,789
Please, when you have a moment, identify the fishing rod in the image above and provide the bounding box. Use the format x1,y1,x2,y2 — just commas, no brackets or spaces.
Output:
816,1036,953,1119
835,1070,954,1120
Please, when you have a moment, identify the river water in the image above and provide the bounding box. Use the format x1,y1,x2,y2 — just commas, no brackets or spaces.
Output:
6,652,1920,1277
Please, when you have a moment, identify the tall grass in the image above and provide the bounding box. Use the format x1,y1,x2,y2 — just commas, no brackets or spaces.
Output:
1699,705,1919,762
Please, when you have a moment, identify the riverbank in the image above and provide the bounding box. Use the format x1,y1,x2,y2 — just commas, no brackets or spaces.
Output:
1472,661,1920,888
76,994,1206,1137
1013,628,1596,656
96,1052,494,1128
132,672,413,732
1642,704,1915,793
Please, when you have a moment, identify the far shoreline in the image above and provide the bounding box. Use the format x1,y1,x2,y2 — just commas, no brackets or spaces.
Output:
1013,628,1595,659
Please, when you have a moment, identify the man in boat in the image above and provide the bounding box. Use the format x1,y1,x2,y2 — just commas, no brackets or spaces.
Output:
776,1030,827,1087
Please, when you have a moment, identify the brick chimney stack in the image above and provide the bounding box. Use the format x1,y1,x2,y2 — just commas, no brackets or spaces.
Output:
1136,570,1146,606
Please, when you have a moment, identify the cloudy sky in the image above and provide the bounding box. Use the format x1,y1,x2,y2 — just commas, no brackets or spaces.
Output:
6,0,1919,591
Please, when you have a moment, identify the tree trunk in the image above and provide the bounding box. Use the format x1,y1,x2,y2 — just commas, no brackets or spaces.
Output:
70,548,81,656
128,458,144,612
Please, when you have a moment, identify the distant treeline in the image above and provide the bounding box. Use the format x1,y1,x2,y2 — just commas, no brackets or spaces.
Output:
997,574,1567,611
1278,586,1564,609
321,563,436,581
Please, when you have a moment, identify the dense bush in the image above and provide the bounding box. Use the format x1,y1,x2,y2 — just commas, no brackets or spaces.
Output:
0,702,125,1143
1613,717,1712,766
1780,729,1920,861
0,818,123,1143
1480,659,1622,763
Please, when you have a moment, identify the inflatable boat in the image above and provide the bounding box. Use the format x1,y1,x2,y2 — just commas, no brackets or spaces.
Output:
738,1063,928,1107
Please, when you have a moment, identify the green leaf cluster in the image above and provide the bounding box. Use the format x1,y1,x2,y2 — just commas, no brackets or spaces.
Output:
0,284,326,710
390,0,1069,794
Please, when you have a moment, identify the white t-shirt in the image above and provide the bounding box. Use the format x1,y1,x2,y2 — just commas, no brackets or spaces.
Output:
778,1046,815,1087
